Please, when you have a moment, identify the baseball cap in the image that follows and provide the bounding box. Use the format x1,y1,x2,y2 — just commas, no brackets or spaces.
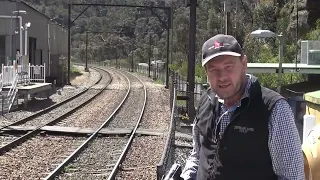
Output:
202,34,243,66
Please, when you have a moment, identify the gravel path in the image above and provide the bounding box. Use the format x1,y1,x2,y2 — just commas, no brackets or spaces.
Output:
130,73,171,130
0,134,86,179
139,81,170,130
116,135,167,180
55,69,128,129
0,67,101,127
106,71,145,129
57,137,129,180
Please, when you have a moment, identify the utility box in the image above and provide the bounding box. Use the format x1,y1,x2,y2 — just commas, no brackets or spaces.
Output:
301,40,320,65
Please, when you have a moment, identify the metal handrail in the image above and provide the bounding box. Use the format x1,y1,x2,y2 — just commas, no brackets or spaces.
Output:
7,73,18,112
157,82,177,179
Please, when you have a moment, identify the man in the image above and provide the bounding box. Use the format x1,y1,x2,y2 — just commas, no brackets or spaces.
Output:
180,34,305,180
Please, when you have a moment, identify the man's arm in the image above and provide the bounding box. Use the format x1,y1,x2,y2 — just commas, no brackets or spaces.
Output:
180,121,200,180
269,99,305,180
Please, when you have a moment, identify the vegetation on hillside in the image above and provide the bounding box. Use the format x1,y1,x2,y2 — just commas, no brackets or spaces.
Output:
24,0,320,88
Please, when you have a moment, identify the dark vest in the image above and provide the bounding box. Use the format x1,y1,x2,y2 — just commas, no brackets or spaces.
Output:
196,79,283,180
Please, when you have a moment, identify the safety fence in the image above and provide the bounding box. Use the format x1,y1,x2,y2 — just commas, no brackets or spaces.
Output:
2,64,16,86
29,64,46,83
156,74,177,180
1,62,46,87
101,61,167,85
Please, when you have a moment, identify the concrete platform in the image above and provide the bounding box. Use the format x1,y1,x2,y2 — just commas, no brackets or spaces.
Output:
2,125,168,136
2,83,52,108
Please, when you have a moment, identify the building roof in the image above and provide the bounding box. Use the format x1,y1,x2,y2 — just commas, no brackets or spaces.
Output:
19,0,67,29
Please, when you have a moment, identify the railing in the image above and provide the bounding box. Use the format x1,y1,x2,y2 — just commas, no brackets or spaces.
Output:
7,73,18,112
29,63,46,83
157,76,178,179
103,61,167,85
0,73,3,93
2,64,16,86
172,71,204,108
1,63,46,87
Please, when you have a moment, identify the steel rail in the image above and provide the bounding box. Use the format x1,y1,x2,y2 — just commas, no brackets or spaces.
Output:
0,67,112,155
44,67,132,180
0,66,102,131
107,68,147,180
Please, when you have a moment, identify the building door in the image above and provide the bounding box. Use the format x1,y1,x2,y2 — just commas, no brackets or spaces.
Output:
29,37,36,65
0,36,5,66
35,49,42,65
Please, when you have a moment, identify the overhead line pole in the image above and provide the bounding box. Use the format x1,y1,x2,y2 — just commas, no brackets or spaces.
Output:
187,0,197,121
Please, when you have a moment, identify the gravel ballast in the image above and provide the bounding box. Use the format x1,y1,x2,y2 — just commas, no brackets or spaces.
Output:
12,68,111,128
0,66,175,180
0,134,86,179
0,67,101,127
0,133,22,147
57,136,129,180
131,73,171,130
116,135,167,180
106,71,145,129
140,82,170,130
14,89,100,127
55,69,128,129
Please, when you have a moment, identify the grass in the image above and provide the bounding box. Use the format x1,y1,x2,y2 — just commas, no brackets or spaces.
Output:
70,65,83,80
155,79,164,85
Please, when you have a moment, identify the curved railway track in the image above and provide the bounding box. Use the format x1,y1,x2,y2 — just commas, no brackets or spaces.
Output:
0,66,112,154
44,68,147,180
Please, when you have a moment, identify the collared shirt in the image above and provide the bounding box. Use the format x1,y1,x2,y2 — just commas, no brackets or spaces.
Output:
180,74,305,180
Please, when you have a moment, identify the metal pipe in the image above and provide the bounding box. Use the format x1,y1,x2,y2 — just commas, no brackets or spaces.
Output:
67,4,71,85
48,24,51,76
278,33,284,93
131,41,134,72
148,34,151,77
19,17,23,56
24,25,27,56
187,0,196,121
10,16,13,59
165,17,170,89
85,31,88,71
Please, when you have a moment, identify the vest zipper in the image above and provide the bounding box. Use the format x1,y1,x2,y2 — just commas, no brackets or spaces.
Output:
213,110,228,143
221,97,251,140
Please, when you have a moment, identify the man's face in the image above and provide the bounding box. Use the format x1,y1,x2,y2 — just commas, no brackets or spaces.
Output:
205,55,247,100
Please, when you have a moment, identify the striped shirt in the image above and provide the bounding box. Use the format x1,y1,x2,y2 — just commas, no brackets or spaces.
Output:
180,74,305,180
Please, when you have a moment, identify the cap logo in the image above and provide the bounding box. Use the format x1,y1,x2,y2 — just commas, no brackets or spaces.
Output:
208,41,230,50
214,41,222,48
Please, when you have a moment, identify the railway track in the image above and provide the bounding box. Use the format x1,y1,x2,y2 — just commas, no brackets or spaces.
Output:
0,65,171,180
0,66,112,154
0,67,102,128
44,68,147,180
